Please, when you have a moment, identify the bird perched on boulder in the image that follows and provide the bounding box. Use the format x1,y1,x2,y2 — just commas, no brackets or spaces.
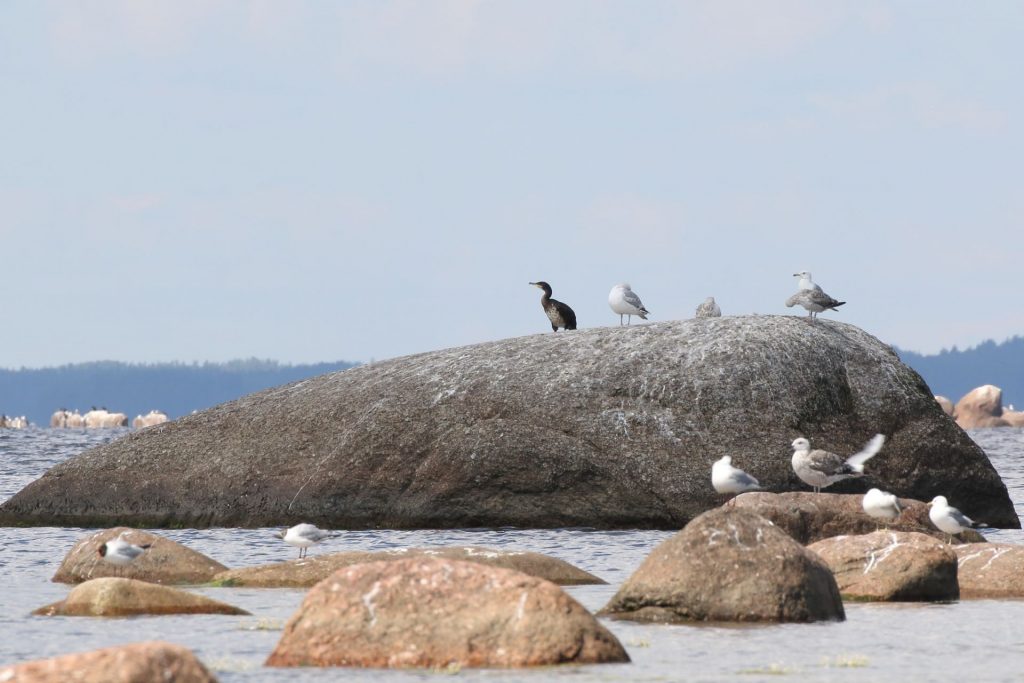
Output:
790,434,885,494
98,532,152,568
862,488,902,528
695,296,721,318
608,283,649,326
274,523,338,559
529,281,577,332
786,271,845,320
928,496,985,544
711,455,761,505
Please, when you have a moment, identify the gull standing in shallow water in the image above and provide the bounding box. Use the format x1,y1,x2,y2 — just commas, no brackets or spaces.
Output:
862,488,902,528
928,496,985,544
711,456,761,505
608,283,649,325
695,297,721,318
275,523,338,559
98,532,152,570
786,271,845,320
791,434,886,494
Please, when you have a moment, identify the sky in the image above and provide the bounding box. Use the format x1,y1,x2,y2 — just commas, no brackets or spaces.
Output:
1,1,1022,368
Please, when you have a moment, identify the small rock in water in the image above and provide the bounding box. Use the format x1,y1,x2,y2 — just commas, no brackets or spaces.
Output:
265,557,628,668
34,577,249,616
0,641,218,682
599,507,844,623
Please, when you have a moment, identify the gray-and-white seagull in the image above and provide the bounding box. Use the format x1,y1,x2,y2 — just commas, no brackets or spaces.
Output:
791,434,886,494
695,296,721,318
928,495,984,544
711,455,761,505
608,283,650,325
862,488,902,527
274,523,338,559
786,271,845,320
98,532,152,567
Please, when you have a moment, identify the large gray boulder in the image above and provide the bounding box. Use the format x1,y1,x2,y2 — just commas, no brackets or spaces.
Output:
0,317,1017,529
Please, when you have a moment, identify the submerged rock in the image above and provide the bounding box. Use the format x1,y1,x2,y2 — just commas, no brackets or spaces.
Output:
0,317,1016,529
731,492,986,544
213,546,604,587
954,543,1024,598
35,577,249,616
265,557,628,668
51,527,227,585
0,641,218,682
808,531,959,601
599,508,844,623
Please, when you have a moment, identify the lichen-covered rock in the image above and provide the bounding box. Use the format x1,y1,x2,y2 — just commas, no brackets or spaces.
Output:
808,531,958,601
732,492,985,544
265,557,627,668
213,546,604,588
954,543,1024,598
34,577,248,616
599,508,844,623
51,528,227,585
0,641,218,682
955,384,1010,429
1,317,1016,529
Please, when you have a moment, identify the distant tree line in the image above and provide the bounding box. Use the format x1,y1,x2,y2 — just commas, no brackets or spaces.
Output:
897,336,1024,407
0,359,357,426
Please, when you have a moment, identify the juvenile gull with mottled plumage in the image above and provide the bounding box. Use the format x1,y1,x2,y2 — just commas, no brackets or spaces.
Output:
786,271,845,319
695,297,721,318
791,434,885,494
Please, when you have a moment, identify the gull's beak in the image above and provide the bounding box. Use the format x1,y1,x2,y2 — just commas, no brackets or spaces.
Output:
272,530,285,539
926,501,933,507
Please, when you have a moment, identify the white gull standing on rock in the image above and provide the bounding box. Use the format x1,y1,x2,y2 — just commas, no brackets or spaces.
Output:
695,297,721,318
274,523,338,559
862,488,902,527
711,456,761,505
786,271,845,320
790,434,886,494
608,283,650,326
928,496,985,544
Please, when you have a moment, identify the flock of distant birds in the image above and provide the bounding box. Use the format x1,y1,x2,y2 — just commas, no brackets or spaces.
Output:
711,434,984,543
529,271,846,332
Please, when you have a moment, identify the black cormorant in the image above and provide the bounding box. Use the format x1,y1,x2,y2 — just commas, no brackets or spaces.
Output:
529,281,577,332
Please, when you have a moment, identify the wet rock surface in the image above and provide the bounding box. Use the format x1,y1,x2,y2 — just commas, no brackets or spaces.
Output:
265,556,628,668
2,317,1016,529
599,508,845,623
214,545,604,587
51,527,228,585
808,531,959,601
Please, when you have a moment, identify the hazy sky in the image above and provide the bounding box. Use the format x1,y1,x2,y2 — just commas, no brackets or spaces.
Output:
2,1,1021,368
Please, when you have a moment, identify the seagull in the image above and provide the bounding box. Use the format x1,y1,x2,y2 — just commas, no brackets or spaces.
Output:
862,488,902,528
529,281,577,332
711,456,761,505
928,496,985,544
695,297,721,318
790,434,886,494
97,532,152,567
274,523,337,559
608,283,649,326
786,271,845,320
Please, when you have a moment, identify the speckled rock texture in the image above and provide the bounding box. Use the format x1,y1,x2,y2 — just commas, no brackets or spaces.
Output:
34,577,249,616
808,531,959,601
954,543,1024,598
214,546,604,588
0,316,1016,529
51,528,227,585
264,557,628,668
0,641,218,683
599,508,845,623
732,492,986,544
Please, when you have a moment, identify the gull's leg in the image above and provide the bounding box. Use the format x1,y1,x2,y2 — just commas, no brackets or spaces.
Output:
619,314,623,326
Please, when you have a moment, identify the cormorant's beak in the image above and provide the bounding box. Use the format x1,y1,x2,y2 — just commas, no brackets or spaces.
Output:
792,273,800,277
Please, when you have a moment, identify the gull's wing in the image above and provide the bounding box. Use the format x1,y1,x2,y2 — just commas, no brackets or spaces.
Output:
947,506,979,529
622,289,649,313
846,434,885,471
808,288,845,310
729,468,761,489
806,449,847,475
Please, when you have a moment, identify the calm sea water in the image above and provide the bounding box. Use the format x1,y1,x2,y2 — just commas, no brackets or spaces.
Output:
2,427,1024,682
